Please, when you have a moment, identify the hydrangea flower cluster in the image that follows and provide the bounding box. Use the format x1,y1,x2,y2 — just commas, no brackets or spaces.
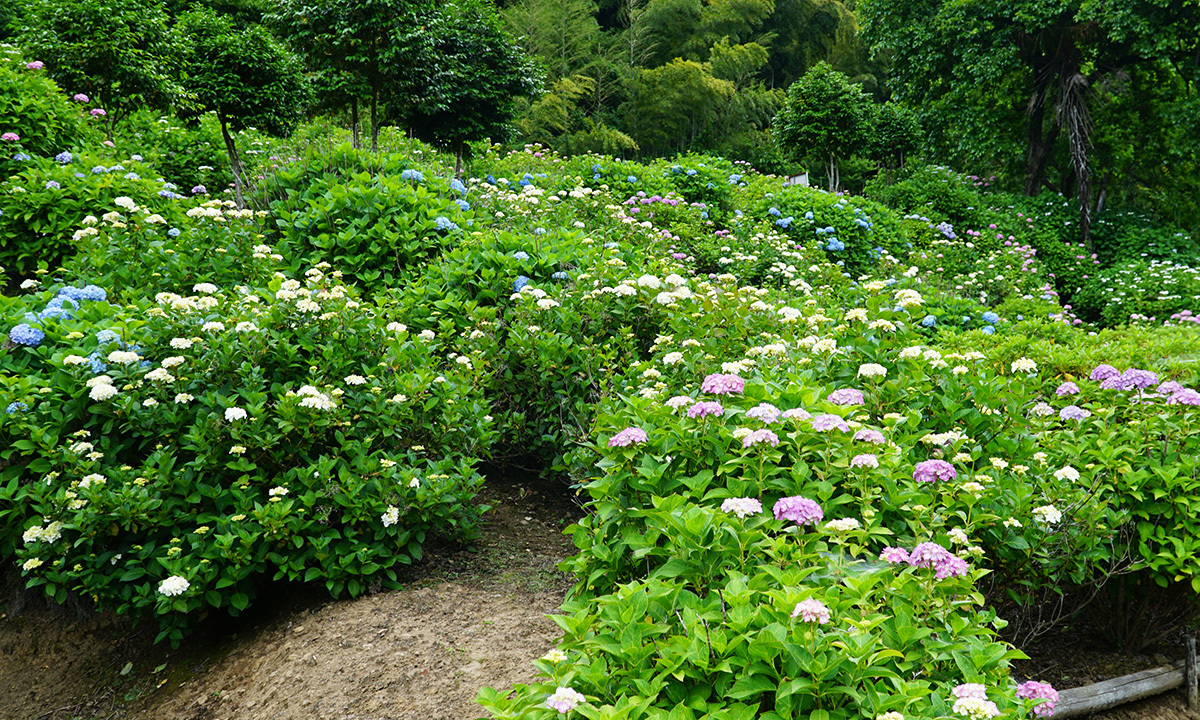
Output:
701,373,745,395
721,497,763,518
791,598,831,624
608,427,648,447
913,459,956,483
773,496,822,525
1016,680,1059,717
906,542,970,578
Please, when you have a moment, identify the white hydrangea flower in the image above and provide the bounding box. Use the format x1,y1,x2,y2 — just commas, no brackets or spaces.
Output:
381,506,400,527
224,407,248,422
89,383,118,401
158,575,190,597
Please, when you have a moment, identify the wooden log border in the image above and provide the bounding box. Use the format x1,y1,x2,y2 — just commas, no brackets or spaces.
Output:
1053,660,1186,718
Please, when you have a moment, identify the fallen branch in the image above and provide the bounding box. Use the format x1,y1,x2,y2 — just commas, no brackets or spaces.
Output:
1054,660,1185,718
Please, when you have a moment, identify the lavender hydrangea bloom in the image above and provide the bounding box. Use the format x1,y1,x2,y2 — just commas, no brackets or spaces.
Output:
1090,364,1120,381
701,373,745,395
1055,382,1079,396
1059,405,1091,421
773,496,822,525
1121,368,1159,389
1158,381,1185,395
811,414,850,432
1099,376,1126,390
854,428,886,444
608,427,648,448
1017,681,1060,718
781,408,812,421
827,388,864,406
908,541,969,578
687,401,724,419
745,403,780,423
1168,389,1200,406
913,459,956,483
741,428,779,448
880,547,910,564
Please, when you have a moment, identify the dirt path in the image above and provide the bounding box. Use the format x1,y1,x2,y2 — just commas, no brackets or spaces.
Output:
0,473,580,720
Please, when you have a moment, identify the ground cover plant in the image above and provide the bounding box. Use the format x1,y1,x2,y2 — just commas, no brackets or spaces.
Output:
5,61,1200,720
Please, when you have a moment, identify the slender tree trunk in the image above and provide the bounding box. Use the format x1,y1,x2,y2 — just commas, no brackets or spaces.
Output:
1025,62,1062,196
351,97,360,150
454,143,464,177
1059,68,1093,252
218,114,246,208
370,90,380,152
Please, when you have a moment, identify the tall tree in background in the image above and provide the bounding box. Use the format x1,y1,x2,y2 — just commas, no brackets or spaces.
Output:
860,0,1200,249
177,7,309,206
773,61,869,191
388,0,540,174
17,0,181,137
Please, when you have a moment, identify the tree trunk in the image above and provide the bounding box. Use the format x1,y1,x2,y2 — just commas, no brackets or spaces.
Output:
218,114,246,208
1059,68,1093,252
370,90,380,153
454,143,464,177
1024,61,1063,196
351,97,360,150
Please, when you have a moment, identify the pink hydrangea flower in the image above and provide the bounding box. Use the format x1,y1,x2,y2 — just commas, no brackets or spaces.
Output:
745,402,780,423
90,108,107,117
827,388,864,406
791,598,831,624
608,427,648,447
953,683,988,700
909,542,969,578
0,132,18,142
742,428,779,448
811,414,850,432
1017,680,1059,717
854,428,885,443
73,93,90,103
1055,381,1079,396
25,61,44,70
773,496,822,525
546,686,586,713
879,546,910,564
913,459,956,483
781,407,812,421
687,401,724,419
850,453,878,468
701,373,745,395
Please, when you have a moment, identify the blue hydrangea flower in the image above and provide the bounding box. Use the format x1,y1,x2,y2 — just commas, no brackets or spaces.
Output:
982,325,995,335
38,306,72,321
626,176,637,183
981,311,1000,325
921,315,937,327
401,169,423,183
87,351,108,374
49,295,79,309
74,173,84,178
936,221,957,239
826,238,845,251
591,165,602,174
168,228,181,237
124,172,139,180
768,207,781,217
603,242,618,249
518,178,531,187
728,174,742,184
486,174,497,184
593,173,601,181
79,285,106,301
110,165,126,172
55,151,73,164
158,190,179,199
513,275,530,293
449,178,467,196
551,271,570,280
5,401,29,414
96,329,120,344
434,216,459,232
8,323,44,346
13,153,31,161
701,211,709,219
804,211,814,220
513,251,530,260
685,169,697,176
735,210,743,217
776,216,793,229
45,180,60,190
534,228,546,235
192,185,207,194
454,199,470,212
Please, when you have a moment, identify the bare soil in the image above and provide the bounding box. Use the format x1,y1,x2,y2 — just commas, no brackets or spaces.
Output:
2,473,1197,720
0,472,580,720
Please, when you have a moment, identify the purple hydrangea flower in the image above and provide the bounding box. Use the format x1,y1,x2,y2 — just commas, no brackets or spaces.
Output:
811,414,850,432
1059,405,1091,421
853,428,885,444
701,373,745,395
687,401,724,419
1168,389,1200,406
880,547,910,564
1055,382,1079,396
741,428,779,448
1017,681,1060,717
1090,364,1120,381
908,541,969,578
851,454,878,468
1158,381,1184,395
773,496,823,525
192,185,207,194
745,403,780,423
1100,376,1126,390
913,459,956,483
1121,368,1159,389
608,427,648,448
827,388,864,406
781,408,812,421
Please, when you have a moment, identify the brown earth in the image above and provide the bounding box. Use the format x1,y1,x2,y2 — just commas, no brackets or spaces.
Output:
2,473,1198,720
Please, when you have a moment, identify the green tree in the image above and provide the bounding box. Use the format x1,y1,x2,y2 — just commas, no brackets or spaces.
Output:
859,0,1200,249
177,8,310,206
773,61,869,191
867,101,921,182
17,0,181,137
387,0,541,174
